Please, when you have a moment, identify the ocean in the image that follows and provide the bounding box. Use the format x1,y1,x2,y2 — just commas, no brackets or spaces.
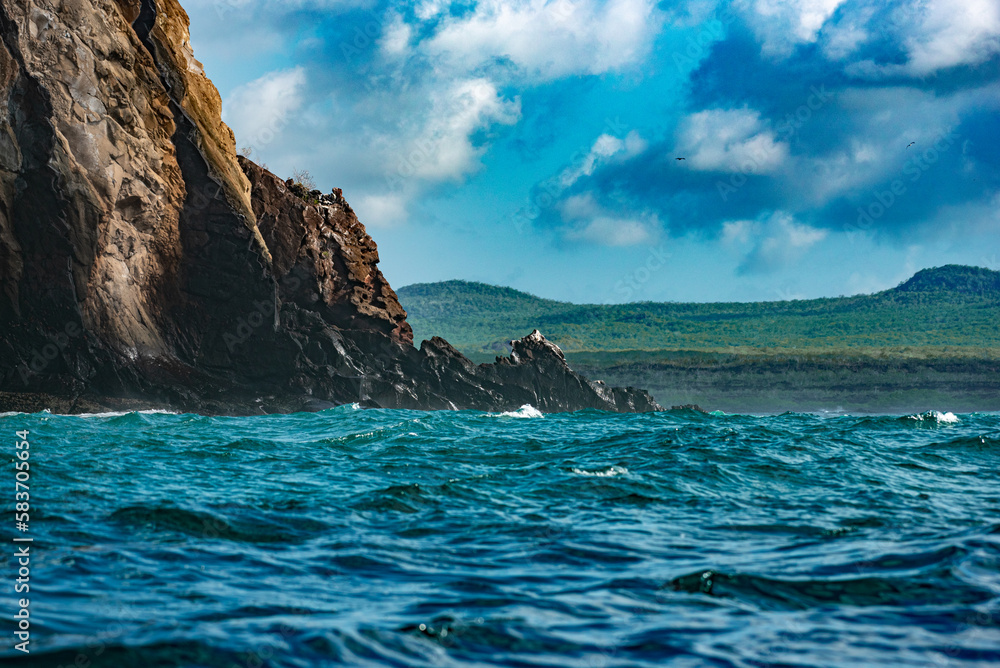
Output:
2,406,999,667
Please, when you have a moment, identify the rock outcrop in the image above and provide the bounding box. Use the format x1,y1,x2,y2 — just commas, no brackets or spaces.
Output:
0,0,661,414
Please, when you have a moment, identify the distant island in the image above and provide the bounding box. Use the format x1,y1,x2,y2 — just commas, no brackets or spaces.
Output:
398,265,1000,413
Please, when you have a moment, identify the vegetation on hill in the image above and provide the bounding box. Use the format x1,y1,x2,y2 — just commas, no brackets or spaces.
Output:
397,265,1000,356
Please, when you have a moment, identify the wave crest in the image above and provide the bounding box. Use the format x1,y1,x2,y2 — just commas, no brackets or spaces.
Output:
572,465,628,477
906,411,960,424
492,405,544,419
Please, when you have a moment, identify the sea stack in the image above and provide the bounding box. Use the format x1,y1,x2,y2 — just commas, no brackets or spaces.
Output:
0,0,661,414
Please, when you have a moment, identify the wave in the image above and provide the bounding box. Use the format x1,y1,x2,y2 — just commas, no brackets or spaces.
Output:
320,402,362,413
490,404,544,419
73,409,180,418
905,410,960,424
572,465,628,477
111,503,327,543
668,566,992,610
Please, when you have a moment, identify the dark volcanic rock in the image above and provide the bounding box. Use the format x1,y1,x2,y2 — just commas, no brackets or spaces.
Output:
0,0,661,415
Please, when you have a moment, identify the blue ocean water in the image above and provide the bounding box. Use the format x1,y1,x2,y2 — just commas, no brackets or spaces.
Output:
2,406,1000,667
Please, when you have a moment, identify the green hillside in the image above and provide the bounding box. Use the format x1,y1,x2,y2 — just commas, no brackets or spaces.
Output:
397,265,1000,357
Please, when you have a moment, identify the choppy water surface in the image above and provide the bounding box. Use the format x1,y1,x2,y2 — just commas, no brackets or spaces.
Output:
3,406,1000,667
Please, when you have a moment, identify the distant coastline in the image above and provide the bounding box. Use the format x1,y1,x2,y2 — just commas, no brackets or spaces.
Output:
398,265,1000,413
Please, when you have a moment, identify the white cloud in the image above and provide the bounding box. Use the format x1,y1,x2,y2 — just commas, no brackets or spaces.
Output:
722,219,754,246
380,14,412,56
788,84,1000,207
354,192,409,227
558,192,659,246
741,0,847,56
819,6,873,61
900,0,1000,75
403,79,521,182
222,67,307,148
568,215,657,246
415,0,448,20
824,0,1000,76
355,78,520,226
424,0,662,80
736,212,828,273
676,108,788,173
559,130,647,188
206,1,665,235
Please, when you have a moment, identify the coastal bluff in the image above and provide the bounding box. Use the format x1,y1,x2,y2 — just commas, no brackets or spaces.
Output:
0,0,660,414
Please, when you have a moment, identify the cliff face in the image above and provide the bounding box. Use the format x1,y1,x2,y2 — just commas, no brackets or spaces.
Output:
0,0,660,414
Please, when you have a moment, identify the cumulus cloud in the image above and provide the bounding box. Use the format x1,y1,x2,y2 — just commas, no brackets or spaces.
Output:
819,0,1000,77
740,0,847,56
354,192,409,227
898,0,1000,75
356,78,520,225
722,219,754,246
567,215,658,246
559,131,647,189
558,193,660,246
738,0,1000,76
202,0,999,268
676,108,788,173
379,14,412,56
736,212,828,273
392,79,521,183
424,0,662,79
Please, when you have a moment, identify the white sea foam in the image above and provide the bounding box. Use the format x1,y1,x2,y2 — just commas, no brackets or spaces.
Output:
492,405,544,419
908,410,960,423
572,465,628,477
76,411,132,418
74,409,180,418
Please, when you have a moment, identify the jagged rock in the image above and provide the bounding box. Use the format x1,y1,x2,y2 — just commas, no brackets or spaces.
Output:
671,404,710,413
0,0,662,415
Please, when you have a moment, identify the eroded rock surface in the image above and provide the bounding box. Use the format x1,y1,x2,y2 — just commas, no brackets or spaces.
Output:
0,0,661,414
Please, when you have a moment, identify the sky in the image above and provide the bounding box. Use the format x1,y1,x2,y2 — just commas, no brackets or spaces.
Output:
184,0,1000,304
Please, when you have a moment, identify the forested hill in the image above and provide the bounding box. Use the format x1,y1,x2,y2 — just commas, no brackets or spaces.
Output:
397,265,1000,355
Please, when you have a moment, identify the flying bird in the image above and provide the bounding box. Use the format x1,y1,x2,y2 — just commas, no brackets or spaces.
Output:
907,142,915,149
676,157,685,160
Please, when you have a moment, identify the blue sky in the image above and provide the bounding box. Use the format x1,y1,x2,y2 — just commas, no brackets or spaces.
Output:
185,0,1000,303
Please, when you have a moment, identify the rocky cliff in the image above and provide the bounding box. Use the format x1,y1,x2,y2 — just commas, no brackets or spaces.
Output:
0,0,661,414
